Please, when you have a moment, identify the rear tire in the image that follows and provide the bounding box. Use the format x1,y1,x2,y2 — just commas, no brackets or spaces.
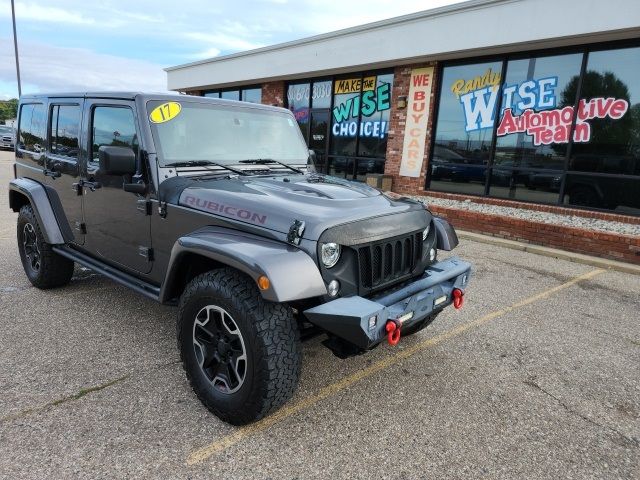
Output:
17,204,74,289
177,268,301,425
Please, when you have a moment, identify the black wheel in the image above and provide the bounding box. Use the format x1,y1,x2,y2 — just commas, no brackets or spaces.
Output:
402,311,441,336
17,205,74,289
177,268,301,425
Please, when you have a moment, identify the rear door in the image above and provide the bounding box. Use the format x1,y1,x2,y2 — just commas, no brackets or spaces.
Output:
44,99,85,245
81,99,152,274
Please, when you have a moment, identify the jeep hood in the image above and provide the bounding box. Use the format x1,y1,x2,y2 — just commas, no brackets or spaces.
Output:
159,174,430,241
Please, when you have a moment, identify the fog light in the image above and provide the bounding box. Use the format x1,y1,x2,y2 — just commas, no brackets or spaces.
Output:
327,280,340,297
429,248,437,262
368,315,377,330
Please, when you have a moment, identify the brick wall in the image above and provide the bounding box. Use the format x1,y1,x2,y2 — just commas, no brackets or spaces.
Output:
431,205,640,264
384,62,438,194
262,81,286,107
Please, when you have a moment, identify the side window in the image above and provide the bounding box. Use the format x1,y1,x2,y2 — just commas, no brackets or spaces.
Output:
18,103,46,153
91,106,138,162
50,105,81,159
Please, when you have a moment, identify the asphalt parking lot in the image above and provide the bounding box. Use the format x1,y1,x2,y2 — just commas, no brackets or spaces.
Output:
0,149,638,479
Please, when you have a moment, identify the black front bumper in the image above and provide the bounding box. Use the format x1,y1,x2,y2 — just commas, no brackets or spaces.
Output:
304,256,471,349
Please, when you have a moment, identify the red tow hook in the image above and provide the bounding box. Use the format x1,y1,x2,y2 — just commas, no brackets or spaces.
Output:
385,320,401,346
452,288,465,309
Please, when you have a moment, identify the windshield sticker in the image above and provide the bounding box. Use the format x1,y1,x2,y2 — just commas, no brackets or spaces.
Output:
149,102,182,124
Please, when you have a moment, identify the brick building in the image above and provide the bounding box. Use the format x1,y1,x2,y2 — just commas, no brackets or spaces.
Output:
166,0,640,262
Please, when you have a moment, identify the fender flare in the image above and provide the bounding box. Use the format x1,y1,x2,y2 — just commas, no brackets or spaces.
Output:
9,178,71,244
433,217,459,251
160,227,327,303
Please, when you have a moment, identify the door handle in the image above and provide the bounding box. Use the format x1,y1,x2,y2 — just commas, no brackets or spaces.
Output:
73,179,102,192
43,168,61,178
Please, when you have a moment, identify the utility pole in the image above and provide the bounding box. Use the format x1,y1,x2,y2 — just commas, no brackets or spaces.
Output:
11,0,22,97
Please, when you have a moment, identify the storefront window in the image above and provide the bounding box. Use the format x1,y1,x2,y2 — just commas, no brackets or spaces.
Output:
311,81,332,109
429,44,640,214
287,83,311,143
430,61,502,195
565,46,640,213
330,78,360,156
329,73,393,158
358,73,393,158
490,53,582,203
242,88,262,104
221,90,240,101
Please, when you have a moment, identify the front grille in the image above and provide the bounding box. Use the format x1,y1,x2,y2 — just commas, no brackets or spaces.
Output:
357,232,422,291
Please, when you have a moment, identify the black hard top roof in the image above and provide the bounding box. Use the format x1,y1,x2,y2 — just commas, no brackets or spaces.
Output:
19,92,287,112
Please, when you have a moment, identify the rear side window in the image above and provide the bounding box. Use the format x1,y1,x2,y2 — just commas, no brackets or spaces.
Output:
18,103,46,153
50,105,81,159
91,106,138,162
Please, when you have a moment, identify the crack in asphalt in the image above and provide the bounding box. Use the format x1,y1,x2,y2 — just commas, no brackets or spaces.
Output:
523,379,639,448
0,375,130,424
0,359,184,424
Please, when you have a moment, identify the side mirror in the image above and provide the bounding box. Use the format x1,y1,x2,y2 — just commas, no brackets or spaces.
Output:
99,146,136,175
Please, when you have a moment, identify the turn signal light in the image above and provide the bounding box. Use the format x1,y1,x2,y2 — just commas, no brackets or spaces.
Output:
257,275,270,291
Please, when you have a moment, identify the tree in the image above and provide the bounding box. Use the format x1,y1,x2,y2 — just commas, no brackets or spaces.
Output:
560,71,633,156
0,99,18,123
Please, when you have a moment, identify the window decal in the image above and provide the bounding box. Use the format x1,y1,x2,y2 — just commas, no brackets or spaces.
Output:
149,102,182,124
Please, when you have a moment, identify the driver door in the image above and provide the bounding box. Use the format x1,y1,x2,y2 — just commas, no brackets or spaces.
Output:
81,100,152,274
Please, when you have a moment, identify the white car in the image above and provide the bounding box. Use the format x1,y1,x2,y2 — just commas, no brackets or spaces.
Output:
0,126,14,150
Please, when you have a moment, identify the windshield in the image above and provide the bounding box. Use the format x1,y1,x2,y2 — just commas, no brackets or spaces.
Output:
147,100,309,167
0,126,12,134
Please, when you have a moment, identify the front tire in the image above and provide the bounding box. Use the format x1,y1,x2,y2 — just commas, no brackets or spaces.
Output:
17,204,74,289
177,268,301,425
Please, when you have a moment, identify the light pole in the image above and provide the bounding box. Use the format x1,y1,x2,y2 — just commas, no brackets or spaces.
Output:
11,0,22,97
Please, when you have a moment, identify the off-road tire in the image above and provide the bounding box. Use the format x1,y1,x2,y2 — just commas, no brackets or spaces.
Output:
177,268,301,425
17,204,74,289
402,311,441,336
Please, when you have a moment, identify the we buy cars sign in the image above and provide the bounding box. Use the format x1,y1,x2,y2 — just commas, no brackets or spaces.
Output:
400,67,434,178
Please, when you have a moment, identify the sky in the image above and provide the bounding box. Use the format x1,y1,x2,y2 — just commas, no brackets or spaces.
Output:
0,0,463,99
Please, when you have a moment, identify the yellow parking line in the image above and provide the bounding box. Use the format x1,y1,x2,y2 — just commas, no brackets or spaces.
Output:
186,268,605,465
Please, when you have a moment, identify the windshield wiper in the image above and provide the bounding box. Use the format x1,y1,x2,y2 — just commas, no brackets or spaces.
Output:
239,159,305,174
163,160,249,176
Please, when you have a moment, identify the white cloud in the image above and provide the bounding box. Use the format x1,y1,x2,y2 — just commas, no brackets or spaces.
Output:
1,1,96,25
185,32,264,52
0,0,464,94
0,39,168,95
189,47,222,60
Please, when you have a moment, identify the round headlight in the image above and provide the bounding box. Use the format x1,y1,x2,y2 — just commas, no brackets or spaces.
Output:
422,224,431,241
320,242,341,268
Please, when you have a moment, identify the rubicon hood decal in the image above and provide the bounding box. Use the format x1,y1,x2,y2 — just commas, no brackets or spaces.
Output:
182,195,268,225
160,174,427,239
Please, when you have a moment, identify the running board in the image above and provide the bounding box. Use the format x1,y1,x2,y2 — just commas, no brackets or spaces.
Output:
52,246,161,302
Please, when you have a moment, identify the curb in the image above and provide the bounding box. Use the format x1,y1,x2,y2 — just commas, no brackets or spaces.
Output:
457,230,640,276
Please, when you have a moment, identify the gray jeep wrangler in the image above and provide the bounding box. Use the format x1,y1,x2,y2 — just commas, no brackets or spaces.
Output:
9,93,471,424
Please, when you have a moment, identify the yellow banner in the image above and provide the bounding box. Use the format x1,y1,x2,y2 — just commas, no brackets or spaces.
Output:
334,76,377,94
